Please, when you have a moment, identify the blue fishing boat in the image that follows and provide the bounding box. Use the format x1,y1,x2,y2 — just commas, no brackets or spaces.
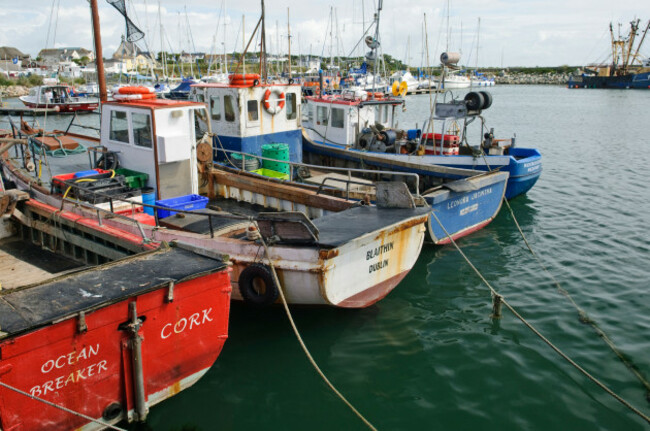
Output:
301,90,540,200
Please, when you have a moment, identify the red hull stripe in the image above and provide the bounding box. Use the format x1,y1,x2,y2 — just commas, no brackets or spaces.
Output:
336,270,410,308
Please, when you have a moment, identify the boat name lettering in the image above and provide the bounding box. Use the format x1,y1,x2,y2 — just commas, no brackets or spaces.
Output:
40,344,100,374
30,360,108,397
366,242,394,260
526,164,541,172
369,259,389,273
523,160,541,168
471,187,492,200
161,307,214,339
447,196,469,209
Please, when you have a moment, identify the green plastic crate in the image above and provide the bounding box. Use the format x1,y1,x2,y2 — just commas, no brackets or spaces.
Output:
115,168,148,189
250,168,289,180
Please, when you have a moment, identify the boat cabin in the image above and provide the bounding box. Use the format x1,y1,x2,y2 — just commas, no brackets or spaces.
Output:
190,78,303,164
304,93,403,148
100,98,206,200
26,85,74,104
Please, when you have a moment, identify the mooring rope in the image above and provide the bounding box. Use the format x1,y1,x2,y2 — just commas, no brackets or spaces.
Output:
0,381,127,430
474,147,650,399
254,222,378,431
429,211,650,424
500,196,650,398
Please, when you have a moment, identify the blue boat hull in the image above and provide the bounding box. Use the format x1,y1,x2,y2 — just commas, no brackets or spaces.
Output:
569,71,650,89
213,130,303,164
425,171,508,244
302,132,541,199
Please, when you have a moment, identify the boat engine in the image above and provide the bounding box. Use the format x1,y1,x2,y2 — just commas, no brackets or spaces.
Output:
356,126,402,153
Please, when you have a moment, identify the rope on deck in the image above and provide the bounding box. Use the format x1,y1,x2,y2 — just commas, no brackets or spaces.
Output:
254,222,378,431
0,381,127,430
430,211,650,425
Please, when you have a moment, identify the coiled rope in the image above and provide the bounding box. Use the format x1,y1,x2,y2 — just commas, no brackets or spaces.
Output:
0,381,126,430
254,222,378,431
430,211,650,425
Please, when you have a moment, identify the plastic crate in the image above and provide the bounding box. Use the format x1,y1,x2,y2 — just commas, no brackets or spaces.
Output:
250,168,289,180
155,194,209,219
114,168,149,189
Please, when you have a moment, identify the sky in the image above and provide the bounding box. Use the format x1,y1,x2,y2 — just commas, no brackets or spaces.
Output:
0,0,648,68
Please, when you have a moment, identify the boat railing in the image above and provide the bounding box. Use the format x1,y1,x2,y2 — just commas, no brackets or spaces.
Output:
58,181,250,241
213,147,422,200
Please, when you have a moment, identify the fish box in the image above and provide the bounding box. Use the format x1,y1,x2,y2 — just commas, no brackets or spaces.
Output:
155,194,209,219
114,168,149,189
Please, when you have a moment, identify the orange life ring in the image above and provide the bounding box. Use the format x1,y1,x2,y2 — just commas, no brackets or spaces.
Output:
262,88,285,115
117,86,155,95
113,93,157,101
229,73,260,84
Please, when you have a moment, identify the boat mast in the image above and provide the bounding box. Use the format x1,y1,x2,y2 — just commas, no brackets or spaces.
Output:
90,0,107,103
287,7,291,80
631,20,650,66
622,19,640,73
371,0,382,90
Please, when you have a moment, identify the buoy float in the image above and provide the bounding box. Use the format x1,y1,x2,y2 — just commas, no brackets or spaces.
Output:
229,74,260,86
113,86,157,101
262,88,286,115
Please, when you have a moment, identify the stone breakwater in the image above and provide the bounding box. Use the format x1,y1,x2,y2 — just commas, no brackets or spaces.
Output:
0,86,30,98
494,73,570,85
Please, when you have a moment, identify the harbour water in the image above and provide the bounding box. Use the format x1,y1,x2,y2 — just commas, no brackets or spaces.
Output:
6,85,650,430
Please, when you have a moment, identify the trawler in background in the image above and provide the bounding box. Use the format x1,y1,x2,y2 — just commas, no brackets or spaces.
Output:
569,19,650,89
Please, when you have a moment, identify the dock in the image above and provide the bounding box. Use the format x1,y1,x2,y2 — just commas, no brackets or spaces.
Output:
0,106,62,116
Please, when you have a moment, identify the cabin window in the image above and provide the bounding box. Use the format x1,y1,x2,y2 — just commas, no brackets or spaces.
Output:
374,106,381,123
210,96,221,120
132,112,152,148
308,105,314,123
331,107,344,128
196,93,205,103
109,110,130,143
224,95,235,122
317,106,328,126
285,93,297,120
247,100,259,122
383,106,389,123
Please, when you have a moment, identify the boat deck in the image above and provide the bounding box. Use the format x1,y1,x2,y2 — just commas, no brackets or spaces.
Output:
0,237,82,290
0,246,228,338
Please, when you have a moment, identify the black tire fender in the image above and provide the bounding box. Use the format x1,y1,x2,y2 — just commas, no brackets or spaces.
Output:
238,263,279,307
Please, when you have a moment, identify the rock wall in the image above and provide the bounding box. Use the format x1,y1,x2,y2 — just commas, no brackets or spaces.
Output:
494,73,569,85
0,86,30,98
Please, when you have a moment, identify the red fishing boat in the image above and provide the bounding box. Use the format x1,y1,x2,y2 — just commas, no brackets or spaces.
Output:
0,193,232,430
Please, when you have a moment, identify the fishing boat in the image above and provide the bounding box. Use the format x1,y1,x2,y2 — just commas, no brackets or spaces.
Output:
0,187,232,430
2,85,430,308
441,72,471,89
568,19,650,89
19,85,99,112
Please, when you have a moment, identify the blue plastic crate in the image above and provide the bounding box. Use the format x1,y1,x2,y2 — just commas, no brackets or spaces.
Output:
155,194,209,219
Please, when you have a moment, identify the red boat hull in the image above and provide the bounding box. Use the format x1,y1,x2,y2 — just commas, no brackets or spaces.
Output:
20,101,99,113
0,268,231,430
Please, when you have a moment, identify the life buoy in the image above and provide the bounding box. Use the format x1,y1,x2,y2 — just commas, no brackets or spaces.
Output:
238,263,279,307
113,93,157,101
117,86,155,95
262,88,286,115
229,73,260,86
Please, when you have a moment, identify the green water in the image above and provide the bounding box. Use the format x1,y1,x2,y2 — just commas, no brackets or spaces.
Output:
9,86,650,430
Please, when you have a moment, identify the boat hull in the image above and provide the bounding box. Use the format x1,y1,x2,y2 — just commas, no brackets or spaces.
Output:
19,97,99,113
425,171,508,244
569,71,650,89
303,132,540,199
0,252,231,431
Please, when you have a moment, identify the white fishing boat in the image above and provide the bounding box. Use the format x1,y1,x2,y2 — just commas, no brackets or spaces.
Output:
19,85,99,112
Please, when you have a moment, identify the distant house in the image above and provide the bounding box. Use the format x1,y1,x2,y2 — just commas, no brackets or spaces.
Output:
179,51,205,63
37,47,94,65
112,36,155,71
0,46,29,62
104,59,128,75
